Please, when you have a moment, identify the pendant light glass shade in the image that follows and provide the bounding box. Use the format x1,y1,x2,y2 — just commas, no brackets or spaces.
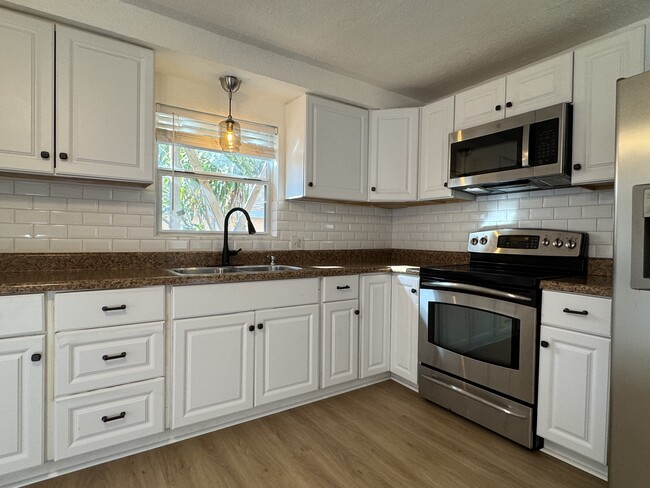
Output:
218,75,242,152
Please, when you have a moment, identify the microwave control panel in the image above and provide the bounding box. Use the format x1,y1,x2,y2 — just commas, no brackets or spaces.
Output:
468,229,585,257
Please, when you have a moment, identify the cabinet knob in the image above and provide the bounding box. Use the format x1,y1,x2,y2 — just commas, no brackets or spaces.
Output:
59,152,68,160
307,182,313,187
40,151,50,159
354,310,360,315
411,288,417,294
495,104,502,111
443,182,448,187
248,325,255,332
257,323,264,330
506,101,513,108
31,353,42,362
540,341,549,348
371,186,376,192
573,163,582,171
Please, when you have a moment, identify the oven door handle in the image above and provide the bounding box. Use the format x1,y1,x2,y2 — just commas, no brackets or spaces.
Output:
420,281,532,302
421,375,528,419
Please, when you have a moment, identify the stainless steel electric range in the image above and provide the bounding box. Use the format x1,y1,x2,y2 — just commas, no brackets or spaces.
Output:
418,228,588,449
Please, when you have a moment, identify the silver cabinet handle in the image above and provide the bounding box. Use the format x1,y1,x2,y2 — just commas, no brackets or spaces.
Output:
421,375,527,419
420,281,532,302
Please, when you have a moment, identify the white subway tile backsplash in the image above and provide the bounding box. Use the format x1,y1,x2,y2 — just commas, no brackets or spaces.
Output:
0,177,614,258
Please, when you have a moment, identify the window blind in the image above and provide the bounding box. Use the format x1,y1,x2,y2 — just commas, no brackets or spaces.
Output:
155,104,277,160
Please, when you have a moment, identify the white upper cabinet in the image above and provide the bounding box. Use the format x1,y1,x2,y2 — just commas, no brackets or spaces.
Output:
454,53,573,130
368,108,419,201
286,94,368,201
55,26,154,183
505,52,573,116
418,96,472,201
454,78,506,131
0,8,153,184
572,26,645,185
0,9,53,175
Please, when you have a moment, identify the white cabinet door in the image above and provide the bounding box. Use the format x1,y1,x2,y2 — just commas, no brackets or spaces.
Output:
572,26,645,185
418,96,473,201
390,274,419,384
359,274,391,378
368,108,419,201
0,335,43,476
171,313,255,428
537,325,610,464
454,78,506,131
255,304,319,406
505,52,573,116
0,9,53,175
286,95,368,201
55,26,154,183
321,299,359,387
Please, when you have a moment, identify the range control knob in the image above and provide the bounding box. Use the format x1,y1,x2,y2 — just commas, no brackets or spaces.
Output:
552,238,564,248
565,239,577,250
542,238,550,247
479,236,488,245
470,237,479,246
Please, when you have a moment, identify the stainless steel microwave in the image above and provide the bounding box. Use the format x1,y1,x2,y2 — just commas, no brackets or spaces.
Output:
447,103,572,194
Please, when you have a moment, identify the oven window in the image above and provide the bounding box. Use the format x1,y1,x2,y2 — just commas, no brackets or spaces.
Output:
428,303,520,369
450,127,523,178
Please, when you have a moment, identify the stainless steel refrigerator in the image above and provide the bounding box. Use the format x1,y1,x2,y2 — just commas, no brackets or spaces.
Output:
610,69,650,487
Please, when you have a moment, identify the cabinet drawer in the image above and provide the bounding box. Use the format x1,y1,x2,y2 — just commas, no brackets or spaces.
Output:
55,322,164,396
541,290,611,337
53,378,164,460
322,275,359,302
0,294,44,338
55,286,164,331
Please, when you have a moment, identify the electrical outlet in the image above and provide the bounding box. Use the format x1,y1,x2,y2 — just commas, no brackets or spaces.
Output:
290,234,304,250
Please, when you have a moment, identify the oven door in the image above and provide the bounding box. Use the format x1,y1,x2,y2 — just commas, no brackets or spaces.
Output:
418,283,537,404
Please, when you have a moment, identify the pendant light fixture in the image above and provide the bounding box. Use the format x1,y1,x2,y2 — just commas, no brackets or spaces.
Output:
218,75,242,152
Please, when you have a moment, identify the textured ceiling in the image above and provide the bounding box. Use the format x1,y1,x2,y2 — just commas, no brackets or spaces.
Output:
121,0,650,102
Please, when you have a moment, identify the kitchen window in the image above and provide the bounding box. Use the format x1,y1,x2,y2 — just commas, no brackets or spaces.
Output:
155,105,277,233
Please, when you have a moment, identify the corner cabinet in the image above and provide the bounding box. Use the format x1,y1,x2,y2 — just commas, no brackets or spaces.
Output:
0,8,154,184
368,108,419,202
538,290,611,476
286,94,368,201
571,26,645,186
390,274,419,385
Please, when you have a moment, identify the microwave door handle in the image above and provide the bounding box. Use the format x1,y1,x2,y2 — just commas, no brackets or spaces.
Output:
521,124,530,167
420,281,533,302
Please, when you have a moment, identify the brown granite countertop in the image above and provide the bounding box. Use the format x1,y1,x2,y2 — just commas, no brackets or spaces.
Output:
0,250,612,297
540,258,613,297
540,275,613,298
0,249,444,295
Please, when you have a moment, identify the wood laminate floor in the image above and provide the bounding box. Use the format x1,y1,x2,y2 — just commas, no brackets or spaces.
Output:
31,381,607,488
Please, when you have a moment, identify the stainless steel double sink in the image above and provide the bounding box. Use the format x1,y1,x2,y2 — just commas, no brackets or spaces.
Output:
167,264,302,276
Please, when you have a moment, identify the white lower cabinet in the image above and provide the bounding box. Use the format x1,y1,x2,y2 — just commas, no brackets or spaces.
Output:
538,290,612,471
359,274,391,378
171,313,255,428
255,305,319,405
390,274,419,385
321,299,359,388
0,335,44,476
53,378,164,460
171,280,320,428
